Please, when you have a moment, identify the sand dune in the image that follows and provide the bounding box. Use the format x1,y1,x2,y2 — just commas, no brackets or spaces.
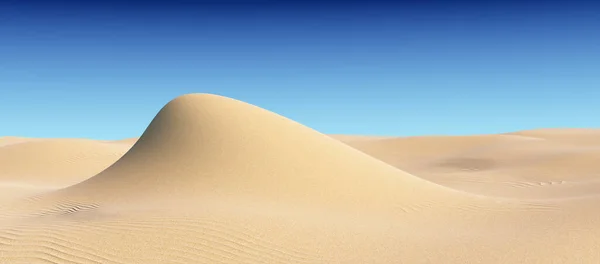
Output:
0,136,43,147
338,131,600,199
0,139,131,185
2,94,600,263
506,128,600,145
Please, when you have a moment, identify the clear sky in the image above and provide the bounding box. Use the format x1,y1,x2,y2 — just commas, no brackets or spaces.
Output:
1,0,599,139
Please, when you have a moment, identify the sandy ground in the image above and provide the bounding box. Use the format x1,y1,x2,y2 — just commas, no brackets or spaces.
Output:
1,94,600,263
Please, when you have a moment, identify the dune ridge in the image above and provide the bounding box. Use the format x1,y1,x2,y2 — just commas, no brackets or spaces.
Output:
2,94,600,263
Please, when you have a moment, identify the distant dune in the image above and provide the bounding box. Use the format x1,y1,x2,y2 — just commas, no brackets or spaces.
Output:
2,94,600,263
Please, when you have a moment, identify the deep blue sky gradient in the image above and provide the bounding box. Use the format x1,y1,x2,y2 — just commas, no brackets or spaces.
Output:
1,0,599,139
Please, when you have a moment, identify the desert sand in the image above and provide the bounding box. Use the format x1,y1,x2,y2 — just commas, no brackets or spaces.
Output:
1,93,600,263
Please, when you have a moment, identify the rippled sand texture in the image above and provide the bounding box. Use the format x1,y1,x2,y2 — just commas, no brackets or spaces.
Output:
1,94,600,264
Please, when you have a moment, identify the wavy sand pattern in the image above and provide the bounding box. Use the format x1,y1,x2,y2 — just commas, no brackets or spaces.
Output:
1,94,600,263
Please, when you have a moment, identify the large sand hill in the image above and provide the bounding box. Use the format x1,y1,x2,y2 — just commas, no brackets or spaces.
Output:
1,93,600,263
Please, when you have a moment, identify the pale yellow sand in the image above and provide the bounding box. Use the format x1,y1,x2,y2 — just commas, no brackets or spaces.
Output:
337,131,600,199
2,94,600,263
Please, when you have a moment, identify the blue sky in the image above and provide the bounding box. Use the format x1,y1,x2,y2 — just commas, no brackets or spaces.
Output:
1,0,599,139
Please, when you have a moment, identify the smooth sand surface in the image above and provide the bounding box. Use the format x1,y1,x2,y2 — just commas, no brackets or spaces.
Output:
2,94,600,263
